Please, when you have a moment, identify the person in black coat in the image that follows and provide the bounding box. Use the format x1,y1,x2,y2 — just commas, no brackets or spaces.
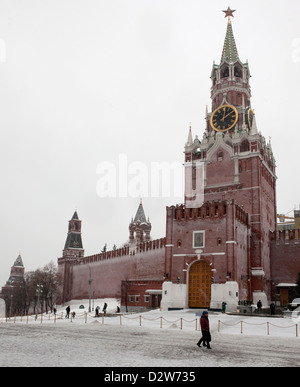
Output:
270,303,276,316
65,305,70,319
257,300,262,313
102,302,107,315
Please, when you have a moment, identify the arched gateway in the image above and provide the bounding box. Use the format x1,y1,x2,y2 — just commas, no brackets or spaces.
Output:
188,260,211,308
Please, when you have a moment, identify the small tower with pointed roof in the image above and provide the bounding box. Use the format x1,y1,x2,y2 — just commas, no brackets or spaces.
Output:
57,211,84,304
129,200,152,251
1,254,25,298
62,210,84,260
6,254,25,286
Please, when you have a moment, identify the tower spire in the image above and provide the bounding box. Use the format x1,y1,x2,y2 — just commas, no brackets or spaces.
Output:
186,123,193,146
129,201,152,249
133,201,147,223
63,211,84,259
220,8,239,64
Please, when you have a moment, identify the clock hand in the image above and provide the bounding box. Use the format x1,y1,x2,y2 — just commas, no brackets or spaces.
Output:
222,107,226,119
221,111,234,121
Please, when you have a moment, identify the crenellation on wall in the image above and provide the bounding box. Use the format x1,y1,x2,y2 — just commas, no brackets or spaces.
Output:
70,247,165,300
71,237,167,267
270,229,300,242
173,201,229,222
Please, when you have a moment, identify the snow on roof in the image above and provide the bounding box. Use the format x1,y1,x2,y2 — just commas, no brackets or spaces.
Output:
276,283,297,287
145,289,162,294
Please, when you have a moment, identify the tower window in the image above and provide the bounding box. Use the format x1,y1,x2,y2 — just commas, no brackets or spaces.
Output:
206,206,210,217
217,151,223,161
192,165,196,190
240,140,250,152
222,67,229,78
234,66,241,77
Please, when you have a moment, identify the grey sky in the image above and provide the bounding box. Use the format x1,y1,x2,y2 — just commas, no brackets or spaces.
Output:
0,0,299,287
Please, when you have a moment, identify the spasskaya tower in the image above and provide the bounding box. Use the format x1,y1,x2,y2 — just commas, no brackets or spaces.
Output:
164,8,277,309
58,7,287,311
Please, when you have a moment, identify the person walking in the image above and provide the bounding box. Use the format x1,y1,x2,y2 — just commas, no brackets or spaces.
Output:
197,311,211,349
197,311,207,348
65,305,70,319
102,302,107,316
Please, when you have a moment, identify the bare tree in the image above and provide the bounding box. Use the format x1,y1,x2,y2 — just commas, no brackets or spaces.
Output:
41,261,62,312
2,261,62,316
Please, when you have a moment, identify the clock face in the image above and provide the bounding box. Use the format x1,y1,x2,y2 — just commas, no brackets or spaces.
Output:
210,104,238,132
247,108,255,131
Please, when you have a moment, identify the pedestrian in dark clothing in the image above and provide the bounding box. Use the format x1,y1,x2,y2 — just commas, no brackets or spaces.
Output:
65,305,70,319
197,312,207,348
197,311,211,349
102,302,107,315
270,303,276,316
257,300,262,313
222,302,227,313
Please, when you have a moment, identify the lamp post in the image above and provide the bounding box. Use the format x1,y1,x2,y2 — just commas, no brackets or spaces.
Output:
36,284,43,317
9,291,13,318
88,266,93,313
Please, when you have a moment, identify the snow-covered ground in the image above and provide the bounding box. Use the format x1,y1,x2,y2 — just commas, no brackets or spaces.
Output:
0,299,300,367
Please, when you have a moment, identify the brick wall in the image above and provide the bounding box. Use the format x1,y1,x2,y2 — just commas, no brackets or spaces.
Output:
59,239,166,301
121,279,163,311
270,231,300,286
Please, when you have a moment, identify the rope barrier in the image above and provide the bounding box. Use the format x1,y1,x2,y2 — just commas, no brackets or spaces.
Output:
219,321,241,326
269,322,296,328
162,317,181,323
122,315,140,320
140,316,161,321
1,312,200,332
218,319,299,337
1,313,298,338
243,321,266,326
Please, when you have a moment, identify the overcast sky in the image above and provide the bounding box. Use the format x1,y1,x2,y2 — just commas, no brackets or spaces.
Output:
0,0,300,287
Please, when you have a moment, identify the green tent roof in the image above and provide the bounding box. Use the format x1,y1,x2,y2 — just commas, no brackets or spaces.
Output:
220,19,239,64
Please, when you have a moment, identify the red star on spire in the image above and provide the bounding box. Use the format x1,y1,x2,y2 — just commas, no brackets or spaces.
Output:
222,7,236,19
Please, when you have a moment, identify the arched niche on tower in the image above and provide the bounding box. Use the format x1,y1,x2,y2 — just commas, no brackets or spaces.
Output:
234,63,243,78
221,64,229,78
240,139,250,153
206,135,235,187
